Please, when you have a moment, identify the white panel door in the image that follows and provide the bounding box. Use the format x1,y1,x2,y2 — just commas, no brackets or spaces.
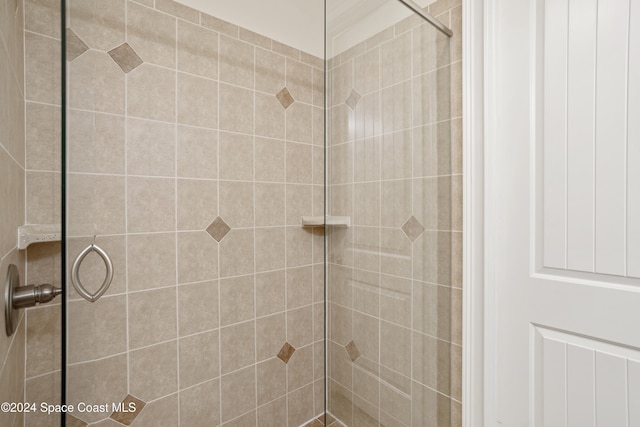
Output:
486,0,640,425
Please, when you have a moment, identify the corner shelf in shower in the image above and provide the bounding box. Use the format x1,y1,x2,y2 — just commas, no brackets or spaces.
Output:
18,224,61,250
301,216,351,227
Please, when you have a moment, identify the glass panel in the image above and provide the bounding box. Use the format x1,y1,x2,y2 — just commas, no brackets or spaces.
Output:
325,0,454,425
63,1,326,426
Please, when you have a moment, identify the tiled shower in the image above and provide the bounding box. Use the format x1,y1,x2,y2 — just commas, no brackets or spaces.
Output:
0,0,462,425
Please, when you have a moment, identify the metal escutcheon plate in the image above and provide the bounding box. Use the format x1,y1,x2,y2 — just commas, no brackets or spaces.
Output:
4,264,20,336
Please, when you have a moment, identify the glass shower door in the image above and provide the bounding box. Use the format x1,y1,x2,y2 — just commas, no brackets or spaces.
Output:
325,0,458,425
63,0,326,426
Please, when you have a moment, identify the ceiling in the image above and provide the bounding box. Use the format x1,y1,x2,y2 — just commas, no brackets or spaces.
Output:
175,0,434,57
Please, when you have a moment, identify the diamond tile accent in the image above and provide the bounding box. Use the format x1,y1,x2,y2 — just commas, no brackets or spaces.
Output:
401,216,425,242
66,28,89,62
345,89,361,110
206,217,231,242
110,395,146,425
276,87,295,109
345,340,361,362
277,342,296,363
108,43,144,73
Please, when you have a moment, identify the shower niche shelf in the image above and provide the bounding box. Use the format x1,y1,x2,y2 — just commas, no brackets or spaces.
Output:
18,224,61,249
301,216,350,227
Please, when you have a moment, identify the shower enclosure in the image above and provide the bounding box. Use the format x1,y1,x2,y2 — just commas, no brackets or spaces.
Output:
0,0,460,425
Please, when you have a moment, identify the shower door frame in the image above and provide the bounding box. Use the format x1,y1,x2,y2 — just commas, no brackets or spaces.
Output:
461,0,486,426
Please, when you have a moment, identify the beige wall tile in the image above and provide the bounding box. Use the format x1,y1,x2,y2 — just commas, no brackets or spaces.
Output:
155,0,198,23
25,0,60,38
67,174,125,236
219,35,255,89
313,303,324,343
67,354,127,424
286,184,312,226
256,48,285,94
128,287,177,349
412,280,451,340
25,372,60,427
179,379,220,427
351,269,379,318
451,287,462,346
25,31,60,104
329,380,353,426
130,393,178,426
329,304,352,347
219,83,254,134
411,380,451,427
69,0,125,51
177,126,218,179
287,344,313,391
129,341,178,402
257,396,287,426
353,311,379,363
287,383,314,426
379,274,411,328
220,274,255,326
286,265,312,309
67,110,125,174
127,177,175,233
239,27,271,50
219,131,254,181
255,270,285,317
329,264,353,308
256,312,285,362
127,64,175,122
255,183,284,226
127,1,176,67
219,229,254,278
177,280,219,336
178,20,218,78
177,72,218,128
179,330,219,388
286,102,313,144
273,40,300,61
219,181,254,228
67,295,127,364
330,143,353,186
221,411,256,427
286,59,312,104
286,226,313,267
255,227,285,272
177,231,218,284
26,305,60,377
0,154,25,256
286,142,312,185
412,332,451,395
26,103,61,171
220,366,256,423
127,233,176,291
287,305,313,349
255,92,285,139
25,242,60,292
412,231,452,285
177,179,217,230
412,20,451,77
380,228,411,278
69,50,125,114
353,182,380,227
220,320,255,374
257,357,286,406
127,118,175,176
200,12,238,38
255,137,285,183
